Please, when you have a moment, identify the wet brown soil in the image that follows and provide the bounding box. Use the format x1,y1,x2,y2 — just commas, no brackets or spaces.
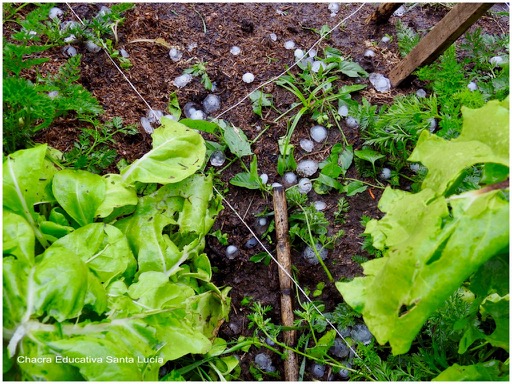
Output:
13,2,508,380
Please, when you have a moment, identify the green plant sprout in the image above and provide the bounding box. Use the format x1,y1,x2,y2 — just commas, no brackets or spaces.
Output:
184,60,213,90
62,116,138,173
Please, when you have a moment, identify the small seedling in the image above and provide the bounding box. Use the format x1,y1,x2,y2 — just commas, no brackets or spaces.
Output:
184,60,213,90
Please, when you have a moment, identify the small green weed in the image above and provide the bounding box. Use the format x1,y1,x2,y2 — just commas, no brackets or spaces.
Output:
274,47,366,174
3,54,103,154
62,116,138,173
395,19,421,57
184,60,213,90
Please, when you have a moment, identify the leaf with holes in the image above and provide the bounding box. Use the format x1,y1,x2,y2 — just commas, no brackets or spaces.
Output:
222,123,252,158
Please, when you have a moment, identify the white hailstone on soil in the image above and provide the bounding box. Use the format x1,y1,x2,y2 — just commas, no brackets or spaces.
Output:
258,217,268,227
311,364,326,379
300,138,315,152
294,48,305,60
260,173,269,184
300,57,315,67
187,42,198,52
311,60,326,73
162,114,177,121
416,88,427,98
49,7,63,20
85,41,101,53
297,178,313,194
369,73,391,92
313,200,327,211
119,49,129,58
269,33,278,42
254,353,275,372
489,56,504,66
380,167,392,180
169,47,182,62
242,72,255,83
48,91,59,99
393,5,406,17
351,324,373,345
60,20,78,31
97,6,111,19
381,35,391,43
338,105,349,117
409,163,421,173
282,172,298,187
230,46,241,55
140,117,153,134
190,109,205,120
310,125,327,142
330,338,350,358
210,150,226,167
339,363,351,380
173,74,193,88
62,45,77,57
364,49,376,58
284,40,296,50
225,245,239,259
467,81,478,91
245,237,258,249
296,159,319,177
147,109,163,124
272,182,283,188
309,48,318,58
428,117,437,132
303,243,328,265
328,2,340,14
345,116,359,128
202,94,221,114
64,34,77,44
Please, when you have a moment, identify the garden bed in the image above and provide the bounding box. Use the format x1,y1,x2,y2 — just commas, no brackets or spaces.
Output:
3,2,509,381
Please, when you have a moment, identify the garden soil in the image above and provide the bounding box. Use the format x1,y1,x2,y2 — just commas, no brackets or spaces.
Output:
25,2,508,380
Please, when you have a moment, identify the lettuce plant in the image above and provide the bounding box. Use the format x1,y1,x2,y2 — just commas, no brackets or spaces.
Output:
3,118,230,380
337,98,509,380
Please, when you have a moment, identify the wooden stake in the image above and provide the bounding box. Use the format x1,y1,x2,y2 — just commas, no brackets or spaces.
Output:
389,3,493,87
272,186,298,382
365,3,403,25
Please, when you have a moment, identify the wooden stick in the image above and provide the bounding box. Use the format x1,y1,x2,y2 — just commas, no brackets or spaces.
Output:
272,186,298,382
389,3,493,87
365,3,403,25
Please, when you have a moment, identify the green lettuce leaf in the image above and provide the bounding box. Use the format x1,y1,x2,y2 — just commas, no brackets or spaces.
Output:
3,145,56,248
337,98,509,355
433,360,509,381
3,257,31,330
52,169,106,227
117,175,216,276
409,98,509,194
33,251,89,322
120,120,206,185
95,174,138,219
3,211,34,265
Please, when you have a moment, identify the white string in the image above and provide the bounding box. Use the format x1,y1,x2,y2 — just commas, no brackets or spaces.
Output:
66,2,374,378
65,3,156,114
214,3,366,120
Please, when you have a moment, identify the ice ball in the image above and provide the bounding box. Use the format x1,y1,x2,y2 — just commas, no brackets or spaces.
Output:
297,178,312,194
296,159,319,177
202,94,221,114
173,74,193,88
300,138,315,152
369,73,391,92
310,125,327,142
242,73,255,83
